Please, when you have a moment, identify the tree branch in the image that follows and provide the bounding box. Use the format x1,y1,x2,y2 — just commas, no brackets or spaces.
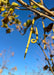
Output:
31,0,54,16
17,0,54,21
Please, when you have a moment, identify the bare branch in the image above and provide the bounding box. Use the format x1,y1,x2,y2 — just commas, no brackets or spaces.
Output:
27,7,54,21
17,0,54,21
31,0,54,16
17,0,28,6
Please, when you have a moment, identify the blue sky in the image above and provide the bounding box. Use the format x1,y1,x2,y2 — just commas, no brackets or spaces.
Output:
0,0,54,75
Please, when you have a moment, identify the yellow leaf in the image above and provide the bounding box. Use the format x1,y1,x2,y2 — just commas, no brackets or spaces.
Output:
23,23,27,27
1,24,8,28
2,0,9,4
1,7,5,11
9,16,12,21
12,2,20,7
9,8,14,14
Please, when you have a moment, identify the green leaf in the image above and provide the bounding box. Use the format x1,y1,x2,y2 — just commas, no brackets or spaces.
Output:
32,5,38,9
32,2,41,9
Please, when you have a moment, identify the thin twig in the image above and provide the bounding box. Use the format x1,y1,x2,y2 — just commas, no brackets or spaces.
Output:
37,43,53,73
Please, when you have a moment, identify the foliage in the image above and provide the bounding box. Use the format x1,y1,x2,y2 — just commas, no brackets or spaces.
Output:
0,0,54,74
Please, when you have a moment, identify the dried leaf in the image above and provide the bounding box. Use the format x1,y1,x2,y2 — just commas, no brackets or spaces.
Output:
6,28,11,33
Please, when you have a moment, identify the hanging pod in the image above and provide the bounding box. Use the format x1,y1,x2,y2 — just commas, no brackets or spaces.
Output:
24,18,35,59
42,21,46,49
24,27,33,59
24,18,38,59
31,27,38,43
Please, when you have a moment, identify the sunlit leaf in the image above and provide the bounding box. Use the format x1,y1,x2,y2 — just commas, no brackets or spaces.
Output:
23,22,27,27
9,8,14,14
1,23,8,28
2,0,9,4
2,12,8,17
12,2,20,7
32,2,41,9
8,16,12,22
1,6,5,11
33,5,38,9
